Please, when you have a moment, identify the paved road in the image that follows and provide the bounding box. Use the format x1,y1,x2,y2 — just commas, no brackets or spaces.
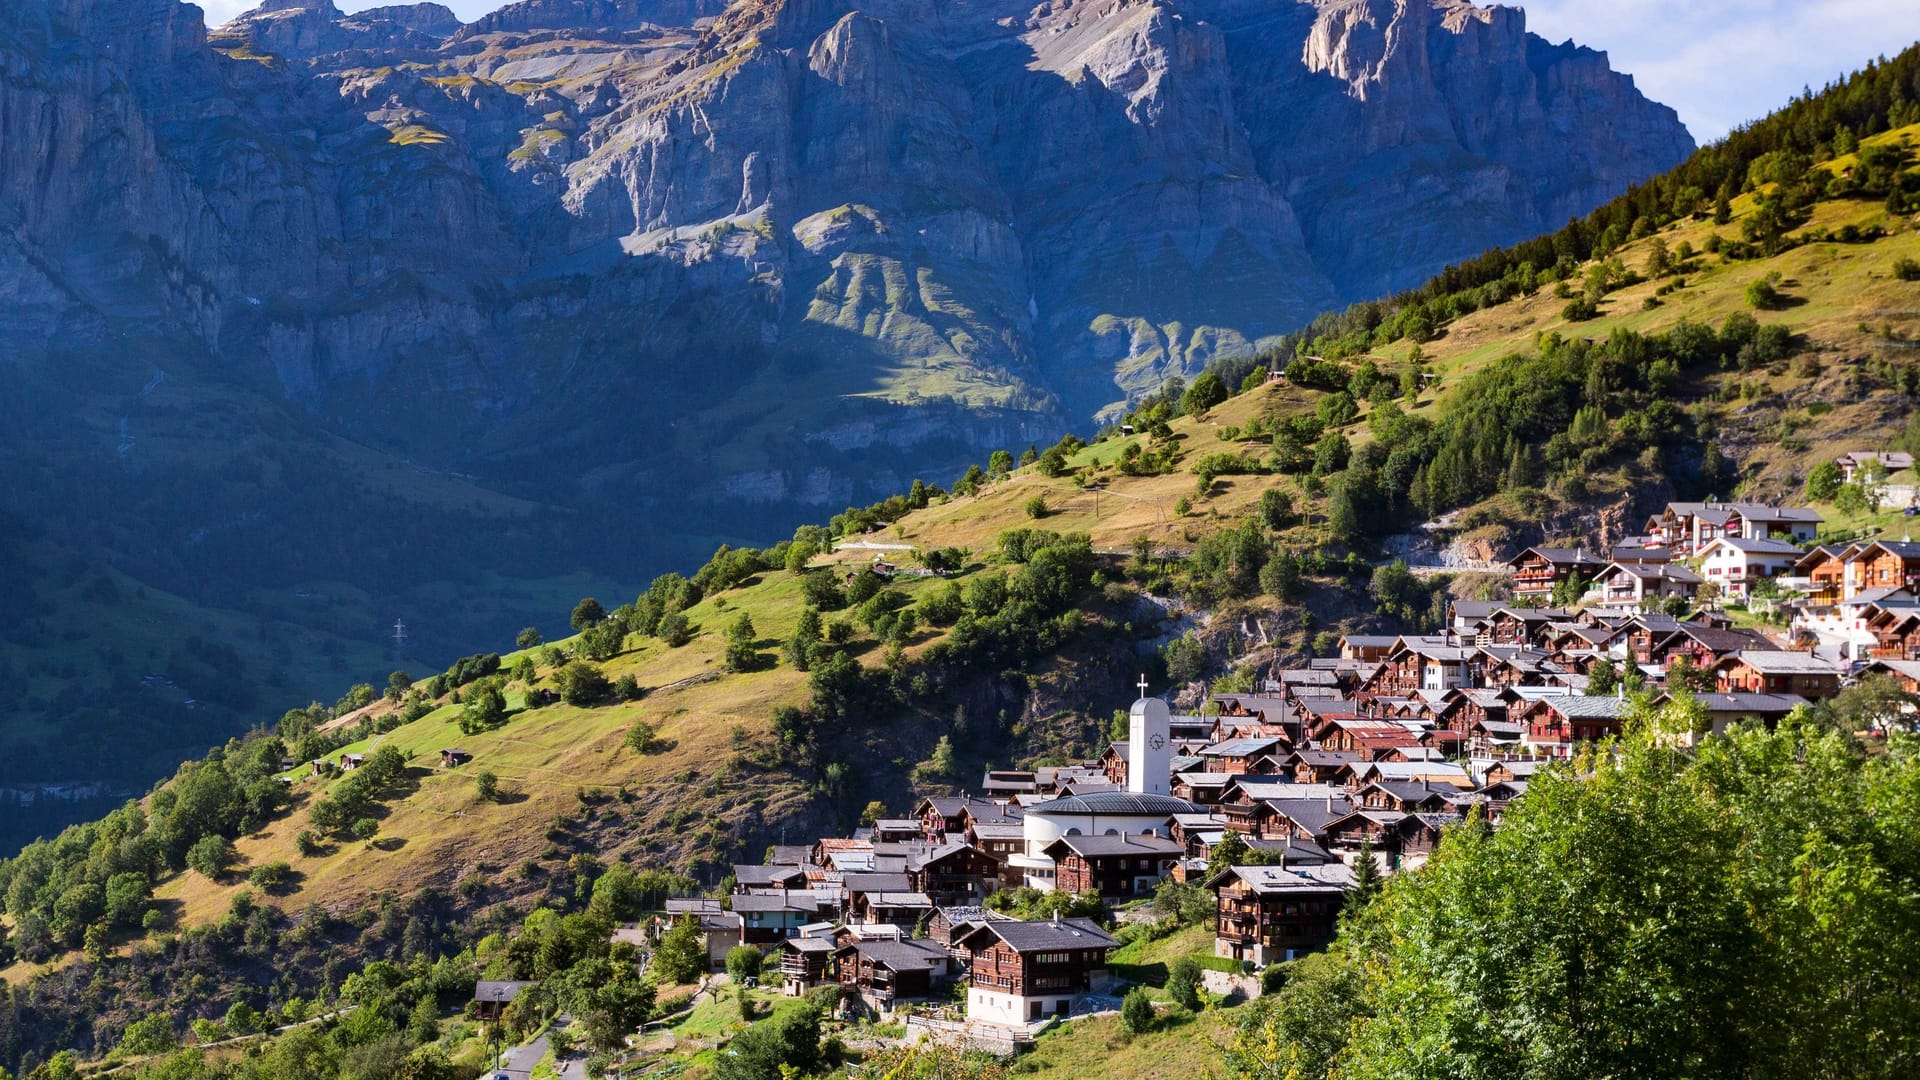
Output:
498,1027,585,1080
498,1030,549,1079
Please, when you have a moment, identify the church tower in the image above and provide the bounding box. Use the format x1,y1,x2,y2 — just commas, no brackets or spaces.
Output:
1127,676,1172,796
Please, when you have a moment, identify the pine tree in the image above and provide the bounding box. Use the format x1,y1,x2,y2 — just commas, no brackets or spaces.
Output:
1349,837,1383,911
784,608,823,671
724,613,758,672
1505,444,1534,490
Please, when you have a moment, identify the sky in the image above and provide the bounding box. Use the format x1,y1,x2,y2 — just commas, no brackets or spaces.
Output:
189,0,1915,142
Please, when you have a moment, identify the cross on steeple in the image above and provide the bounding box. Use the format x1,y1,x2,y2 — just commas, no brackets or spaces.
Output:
1137,674,1150,699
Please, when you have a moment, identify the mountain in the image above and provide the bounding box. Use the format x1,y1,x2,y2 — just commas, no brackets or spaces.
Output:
0,0,1689,840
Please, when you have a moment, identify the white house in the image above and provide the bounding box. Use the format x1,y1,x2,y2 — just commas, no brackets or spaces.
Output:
1837,451,1914,484
1695,536,1804,598
1591,561,1703,610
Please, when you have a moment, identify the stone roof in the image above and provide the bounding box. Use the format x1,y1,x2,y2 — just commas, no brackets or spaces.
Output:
959,916,1119,954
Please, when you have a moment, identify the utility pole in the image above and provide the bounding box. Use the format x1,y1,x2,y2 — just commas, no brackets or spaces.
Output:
392,618,407,655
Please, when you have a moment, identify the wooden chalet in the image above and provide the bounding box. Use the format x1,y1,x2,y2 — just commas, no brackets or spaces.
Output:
1715,651,1844,699
1041,834,1183,898
1516,695,1629,754
471,980,535,1022
1654,691,1810,739
1864,602,1920,660
837,938,950,1011
1207,863,1352,966
1856,541,1920,595
1650,624,1775,670
1866,659,1920,694
438,748,472,767
905,842,1001,905
1289,749,1363,784
779,936,837,995
1506,547,1605,597
1483,606,1569,647
849,890,935,930
1354,780,1451,814
1196,736,1287,775
1338,635,1399,662
1223,795,1355,842
1381,813,1458,867
959,917,1119,1027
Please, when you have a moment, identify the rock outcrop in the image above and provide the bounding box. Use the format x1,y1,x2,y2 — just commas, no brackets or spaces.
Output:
0,0,1691,524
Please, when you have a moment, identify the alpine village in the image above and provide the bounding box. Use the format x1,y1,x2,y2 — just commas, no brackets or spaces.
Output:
6,5,1920,1080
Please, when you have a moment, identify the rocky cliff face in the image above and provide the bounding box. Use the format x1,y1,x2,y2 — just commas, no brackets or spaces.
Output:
0,0,1690,521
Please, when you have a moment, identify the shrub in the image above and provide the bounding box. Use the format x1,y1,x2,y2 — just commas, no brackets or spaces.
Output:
1120,987,1154,1034
1562,296,1599,321
1257,488,1292,530
1893,257,1920,282
186,835,236,880
1745,273,1785,310
1168,956,1203,1011
475,771,499,801
726,944,764,983
625,719,667,754
555,661,614,705
1025,495,1049,519
248,861,292,891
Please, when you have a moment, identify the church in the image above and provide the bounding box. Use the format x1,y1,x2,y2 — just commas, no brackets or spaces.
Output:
1007,682,1201,891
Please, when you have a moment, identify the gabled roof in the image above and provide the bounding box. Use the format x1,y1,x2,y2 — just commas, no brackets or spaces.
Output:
1654,625,1775,655
1535,695,1629,720
1295,697,1364,717
840,938,948,971
1508,546,1605,567
1225,780,1339,804
1728,503,1823,524
731,892,823,914
735,864,808,887
1287,749,1363,768
1837,450,1915,470
1359,780,1452,805
843,872,915,894
1199,737,1285,758
1867,659,1920,682
1449,600,1503,621
1256,797,1356,835
1697,536,1806,557
1721,650,1844,675
1863,540,1920,560
1600,561,1703,585
1660,691,1809,715
1204,862,1355,894
956,916,1119,954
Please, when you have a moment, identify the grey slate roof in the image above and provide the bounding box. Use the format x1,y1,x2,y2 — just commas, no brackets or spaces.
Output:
1726,650,1843,675
960,917,1119,954
1206,863,1355,894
